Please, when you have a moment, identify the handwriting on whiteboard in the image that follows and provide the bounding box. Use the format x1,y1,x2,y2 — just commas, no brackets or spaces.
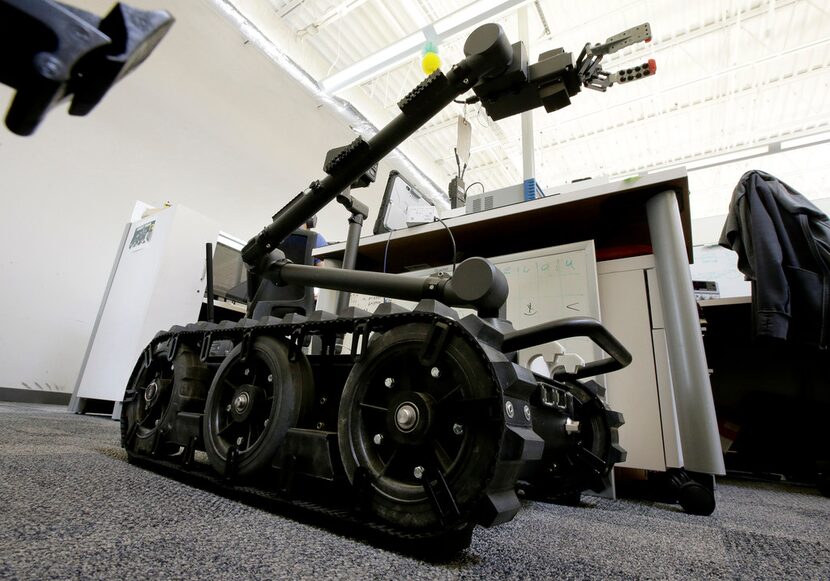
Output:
497,252,588,329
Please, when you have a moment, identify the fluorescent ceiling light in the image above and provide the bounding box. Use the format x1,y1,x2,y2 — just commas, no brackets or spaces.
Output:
320,0,531,94
433,0,531,36
321,32,423,93
780,130,830,150
209,0,446,206
685,146,770,170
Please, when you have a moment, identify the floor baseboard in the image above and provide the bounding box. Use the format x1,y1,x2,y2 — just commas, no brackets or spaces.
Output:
0,387,71,405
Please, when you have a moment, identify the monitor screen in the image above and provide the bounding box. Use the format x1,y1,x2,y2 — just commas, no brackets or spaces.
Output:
212,242,247,302
373,171,434,234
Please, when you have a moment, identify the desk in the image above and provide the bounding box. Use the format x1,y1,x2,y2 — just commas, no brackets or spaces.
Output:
701,298,830,481
318,168,725,477
699,296,752,307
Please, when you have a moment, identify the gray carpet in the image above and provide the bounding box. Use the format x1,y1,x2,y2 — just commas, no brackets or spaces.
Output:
1,402,828,580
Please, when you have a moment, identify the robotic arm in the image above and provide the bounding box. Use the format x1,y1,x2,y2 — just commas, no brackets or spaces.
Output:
0,0,173,136
467,22,655,120
241,22,657,311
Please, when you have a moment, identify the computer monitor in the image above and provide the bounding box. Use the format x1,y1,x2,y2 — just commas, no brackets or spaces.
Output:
373,170,434,235
212,242,247,302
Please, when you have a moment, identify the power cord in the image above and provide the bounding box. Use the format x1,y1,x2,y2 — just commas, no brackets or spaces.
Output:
433,215,457,274
382,228,395,274
382,215,456,305
464,181,485,196
381,228,396,303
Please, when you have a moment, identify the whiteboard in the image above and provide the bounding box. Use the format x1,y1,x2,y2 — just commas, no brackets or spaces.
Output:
347,240,602,374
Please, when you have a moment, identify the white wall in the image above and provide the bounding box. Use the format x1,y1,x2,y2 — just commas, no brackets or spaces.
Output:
0,0,407,393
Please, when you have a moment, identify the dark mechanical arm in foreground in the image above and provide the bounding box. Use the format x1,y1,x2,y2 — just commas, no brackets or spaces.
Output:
0,0,173,135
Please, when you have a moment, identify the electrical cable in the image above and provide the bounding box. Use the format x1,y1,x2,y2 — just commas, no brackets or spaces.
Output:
381,227,396,302
454,148,461,178
433,215,457,274
382,228,395,274
464,181,485,196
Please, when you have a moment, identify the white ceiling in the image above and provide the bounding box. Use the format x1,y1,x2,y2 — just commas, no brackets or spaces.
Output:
241,0,830,220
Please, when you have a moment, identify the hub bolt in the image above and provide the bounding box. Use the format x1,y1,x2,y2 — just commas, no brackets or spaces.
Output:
144,381,158,402
320,397,327,405
524,405,531,421
373,434,384,445
395,403,419,432
452,423,464,435
236,436,244,445
430,367,441,378
244,368,250,376
316,422,325,430
226,405,232,412
413,466,425,479
233,392,250,414
267,374,273,382
505,401,515,419
384,377,395,388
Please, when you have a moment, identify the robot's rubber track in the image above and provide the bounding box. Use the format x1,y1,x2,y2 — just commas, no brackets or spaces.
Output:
128,454,475,558
122,302,624,553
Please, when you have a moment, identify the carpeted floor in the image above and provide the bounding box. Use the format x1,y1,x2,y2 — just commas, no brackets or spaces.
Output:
1,402,828,580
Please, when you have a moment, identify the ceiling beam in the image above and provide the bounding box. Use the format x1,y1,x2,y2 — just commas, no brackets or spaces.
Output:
320,0,533,94
296,0,371,37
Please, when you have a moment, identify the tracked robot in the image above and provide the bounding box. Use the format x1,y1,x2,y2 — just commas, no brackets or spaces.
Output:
1,3,656,554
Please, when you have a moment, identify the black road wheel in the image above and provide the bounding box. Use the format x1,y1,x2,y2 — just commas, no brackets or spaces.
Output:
338,322,503,529
168,346,211,416
203,336,312,478
521,378,625,498
121,342,189,459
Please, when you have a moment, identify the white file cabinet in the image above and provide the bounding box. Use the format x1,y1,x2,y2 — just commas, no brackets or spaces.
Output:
70,204,219,411
598,255,684,472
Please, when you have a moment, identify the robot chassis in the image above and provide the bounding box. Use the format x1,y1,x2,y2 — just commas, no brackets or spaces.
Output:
0,2,656,554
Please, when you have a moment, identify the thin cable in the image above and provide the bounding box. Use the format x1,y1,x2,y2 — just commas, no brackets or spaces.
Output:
381,228,395,302
454,148,461,177
382,228,395,274
324,16,344,78
464,181,485,196
433,216,457,274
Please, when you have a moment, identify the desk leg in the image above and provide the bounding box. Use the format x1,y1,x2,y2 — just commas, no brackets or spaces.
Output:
646,191,725,475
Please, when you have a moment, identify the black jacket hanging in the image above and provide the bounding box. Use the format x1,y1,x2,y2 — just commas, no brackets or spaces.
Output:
719,170,830,349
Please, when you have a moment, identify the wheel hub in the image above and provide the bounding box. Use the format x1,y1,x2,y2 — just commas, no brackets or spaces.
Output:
385,391,435,445
144,380,159,404
233,392,250,415
394,403,419,432
230,385,261,423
